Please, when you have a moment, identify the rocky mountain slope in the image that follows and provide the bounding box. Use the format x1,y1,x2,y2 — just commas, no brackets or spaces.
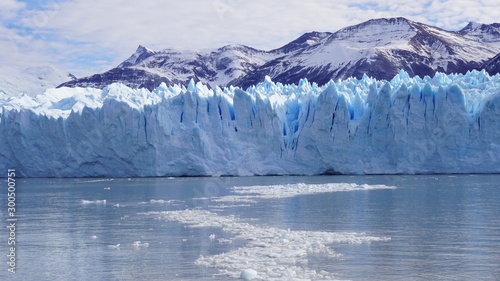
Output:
59,17,500,90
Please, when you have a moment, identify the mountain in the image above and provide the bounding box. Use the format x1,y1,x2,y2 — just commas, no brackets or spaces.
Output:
0,66,76,97
271,31,333,54
59,44,273,90
483,53,500,74
458,21,500,43
233,18,500,88
3,70,500,177
58,17,500,91
118,45,157,68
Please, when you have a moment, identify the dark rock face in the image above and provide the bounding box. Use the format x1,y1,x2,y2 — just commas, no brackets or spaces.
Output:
483,53,500,75
59,17,500,91
58,68,171,90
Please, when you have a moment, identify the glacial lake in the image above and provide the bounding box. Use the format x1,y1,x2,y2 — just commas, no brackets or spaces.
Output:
2,175,500,280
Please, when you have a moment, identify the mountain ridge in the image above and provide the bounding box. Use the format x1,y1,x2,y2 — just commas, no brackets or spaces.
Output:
58,17,500,90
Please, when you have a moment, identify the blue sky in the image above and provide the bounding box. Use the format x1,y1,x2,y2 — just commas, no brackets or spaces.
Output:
1,0,498,77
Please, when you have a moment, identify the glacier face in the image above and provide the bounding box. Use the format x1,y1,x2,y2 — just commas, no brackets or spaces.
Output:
1,70,500,177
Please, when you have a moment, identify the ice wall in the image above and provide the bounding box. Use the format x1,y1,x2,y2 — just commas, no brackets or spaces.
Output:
1,70,499,177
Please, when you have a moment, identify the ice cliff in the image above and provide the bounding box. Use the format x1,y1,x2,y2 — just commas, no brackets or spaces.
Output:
1,70,499,177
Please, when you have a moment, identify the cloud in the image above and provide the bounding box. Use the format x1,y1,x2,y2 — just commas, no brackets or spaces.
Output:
0,0,25,19
1,0,498,76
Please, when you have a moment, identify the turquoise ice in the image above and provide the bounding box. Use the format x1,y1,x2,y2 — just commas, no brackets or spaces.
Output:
1,70,499,177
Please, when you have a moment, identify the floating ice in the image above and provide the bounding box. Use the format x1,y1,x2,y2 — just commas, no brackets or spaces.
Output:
212,182,396,204
138,199,182,205
132,241,149,248
78,179,115,183
146,209,390,280
150,199,167,204
2,70,500,176
208,203,252,209
240,268,258,280
81,199,107,205
107,244,120,249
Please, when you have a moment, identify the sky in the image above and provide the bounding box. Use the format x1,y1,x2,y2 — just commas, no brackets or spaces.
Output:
0,0,499,77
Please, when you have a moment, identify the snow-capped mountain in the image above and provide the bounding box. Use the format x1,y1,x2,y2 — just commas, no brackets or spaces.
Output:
483,53,500,74
59,17,500,91
458,21,500,43
59,44,274,90
0,66,76,97
117,45,157,68
234,18,500,88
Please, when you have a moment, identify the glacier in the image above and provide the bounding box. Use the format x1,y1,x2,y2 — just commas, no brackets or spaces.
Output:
1,70,500,177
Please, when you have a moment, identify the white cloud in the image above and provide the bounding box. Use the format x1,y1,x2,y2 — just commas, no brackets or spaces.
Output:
0,0,25,19
0,23,49,68
0,0,498,76
0,0,24,10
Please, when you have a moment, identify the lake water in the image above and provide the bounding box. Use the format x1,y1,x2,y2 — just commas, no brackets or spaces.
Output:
2,175,500,280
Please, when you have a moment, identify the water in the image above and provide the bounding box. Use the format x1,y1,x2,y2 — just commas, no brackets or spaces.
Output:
1,175,500,280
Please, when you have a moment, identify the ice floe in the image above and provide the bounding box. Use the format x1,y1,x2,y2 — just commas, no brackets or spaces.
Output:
145,209,390,280
212,182,396,204
81,199,107,205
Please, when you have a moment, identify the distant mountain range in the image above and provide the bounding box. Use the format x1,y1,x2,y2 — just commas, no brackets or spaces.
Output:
59,17,500,90
0,66,76,96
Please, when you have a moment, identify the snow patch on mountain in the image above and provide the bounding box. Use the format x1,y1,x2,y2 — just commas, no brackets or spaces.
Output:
0,66,75,97
459,22,500,44
118,45,157,68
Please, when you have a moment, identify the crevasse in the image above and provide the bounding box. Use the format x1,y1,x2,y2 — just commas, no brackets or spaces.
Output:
1,70,499,177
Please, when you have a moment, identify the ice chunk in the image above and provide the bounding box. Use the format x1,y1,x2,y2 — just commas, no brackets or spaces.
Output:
81,200,107,205
107,244,120,249
240,269,258,280
132,241,149,248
